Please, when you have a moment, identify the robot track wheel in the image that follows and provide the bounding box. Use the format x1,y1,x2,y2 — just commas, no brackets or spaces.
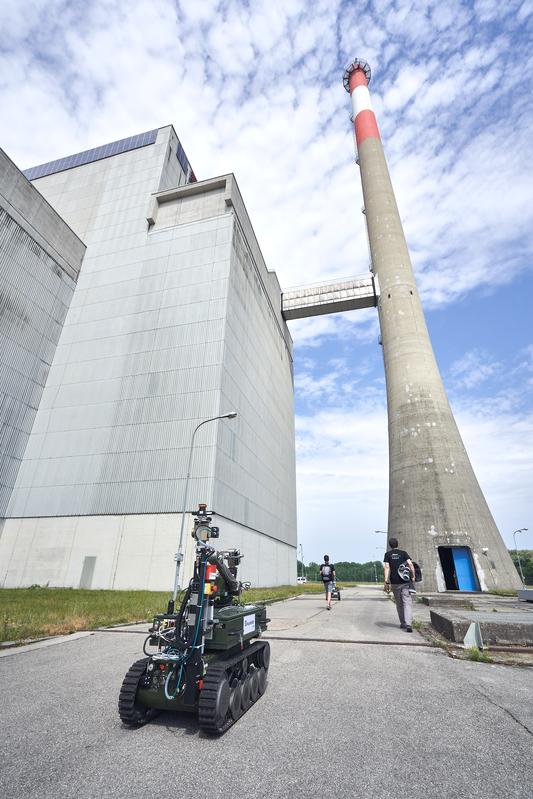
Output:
198,641,270,735
118,657,159,727
198,664,233,735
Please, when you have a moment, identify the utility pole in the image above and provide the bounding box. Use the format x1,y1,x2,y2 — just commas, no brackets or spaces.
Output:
513,528,528,585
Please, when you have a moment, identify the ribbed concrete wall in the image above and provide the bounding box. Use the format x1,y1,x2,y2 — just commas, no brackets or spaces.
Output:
0,149,84,518
0,512,291,590
6,127,197,518
8,213,230,517
215,216,296,545
1,136,296,589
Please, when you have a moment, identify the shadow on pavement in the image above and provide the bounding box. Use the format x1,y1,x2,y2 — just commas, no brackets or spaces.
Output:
144,710,200,737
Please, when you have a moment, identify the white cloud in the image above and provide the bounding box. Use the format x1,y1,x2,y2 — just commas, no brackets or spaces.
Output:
454,401,533,547
2,0,532,310
382,62,432,112
518,0,533,20
449,349,501,389
294,352,381,406
288,308,379,347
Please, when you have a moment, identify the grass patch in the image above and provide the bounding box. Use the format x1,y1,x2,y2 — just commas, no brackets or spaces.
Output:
464,646,493,663
488,589,518,597
241,583,324,604
0,588,169,643
0,583,325,644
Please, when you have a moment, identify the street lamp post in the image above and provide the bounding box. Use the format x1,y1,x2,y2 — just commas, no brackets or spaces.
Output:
172,411,237,601
513,528,528,586
375,531,388,568
375,546,385,579
299,543,304,579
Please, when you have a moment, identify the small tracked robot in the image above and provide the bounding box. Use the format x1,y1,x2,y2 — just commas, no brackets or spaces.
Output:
118,505,270,734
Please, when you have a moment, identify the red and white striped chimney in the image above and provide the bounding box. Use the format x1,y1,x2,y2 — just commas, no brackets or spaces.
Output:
343,59,380,151
341,58,522,593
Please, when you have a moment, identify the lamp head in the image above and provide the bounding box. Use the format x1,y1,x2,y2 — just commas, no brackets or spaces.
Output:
224,411,238,419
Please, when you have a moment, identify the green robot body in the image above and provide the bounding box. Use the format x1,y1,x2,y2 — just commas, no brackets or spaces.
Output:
118,505,270,734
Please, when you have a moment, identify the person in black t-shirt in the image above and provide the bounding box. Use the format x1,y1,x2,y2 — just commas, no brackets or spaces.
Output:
383,537,416,632
319,555,336,610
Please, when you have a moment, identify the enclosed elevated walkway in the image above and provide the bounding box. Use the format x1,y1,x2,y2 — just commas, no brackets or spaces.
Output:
281,273,379,320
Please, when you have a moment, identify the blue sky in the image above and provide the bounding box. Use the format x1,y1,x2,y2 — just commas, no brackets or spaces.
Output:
1,0,532,564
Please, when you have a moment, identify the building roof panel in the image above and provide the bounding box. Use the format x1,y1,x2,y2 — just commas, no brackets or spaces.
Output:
23,129,160,181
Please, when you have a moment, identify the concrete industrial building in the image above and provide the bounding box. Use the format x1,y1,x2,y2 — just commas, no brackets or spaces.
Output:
0,69,521,593
343,59,521,593
0,149,85,521
0,127,297,589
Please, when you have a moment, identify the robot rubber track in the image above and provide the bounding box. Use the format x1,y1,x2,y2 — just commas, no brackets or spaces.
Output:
118,657,159,726
118,641,270,734
198,640,270,735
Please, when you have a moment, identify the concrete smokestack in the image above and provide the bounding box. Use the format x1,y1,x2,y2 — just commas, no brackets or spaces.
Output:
343,59,521,593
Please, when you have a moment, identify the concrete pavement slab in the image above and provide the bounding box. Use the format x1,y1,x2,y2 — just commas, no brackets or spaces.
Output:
1,589,531,799
266,585,430,643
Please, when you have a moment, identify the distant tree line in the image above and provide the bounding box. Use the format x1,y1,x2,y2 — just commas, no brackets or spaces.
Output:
509,550,533,586
297,550,533,586
297,559,384,583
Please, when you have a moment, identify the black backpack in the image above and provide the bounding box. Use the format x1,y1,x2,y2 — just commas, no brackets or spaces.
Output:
321,564,333,581
398,560,422,582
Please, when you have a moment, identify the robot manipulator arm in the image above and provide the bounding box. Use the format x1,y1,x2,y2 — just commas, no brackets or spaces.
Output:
207,552,240,593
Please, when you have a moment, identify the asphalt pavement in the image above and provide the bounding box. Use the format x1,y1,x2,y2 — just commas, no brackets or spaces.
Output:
1,586,532,799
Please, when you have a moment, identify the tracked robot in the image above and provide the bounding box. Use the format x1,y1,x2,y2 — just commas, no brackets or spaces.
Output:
118,505,270,734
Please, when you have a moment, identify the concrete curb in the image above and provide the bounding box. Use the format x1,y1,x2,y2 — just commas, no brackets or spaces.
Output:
430,609,533,646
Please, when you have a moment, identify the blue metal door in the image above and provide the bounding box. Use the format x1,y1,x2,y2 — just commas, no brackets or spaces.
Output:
451,547,478,591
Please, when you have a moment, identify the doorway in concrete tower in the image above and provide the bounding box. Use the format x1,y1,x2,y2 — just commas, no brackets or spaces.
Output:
438,546,480,591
